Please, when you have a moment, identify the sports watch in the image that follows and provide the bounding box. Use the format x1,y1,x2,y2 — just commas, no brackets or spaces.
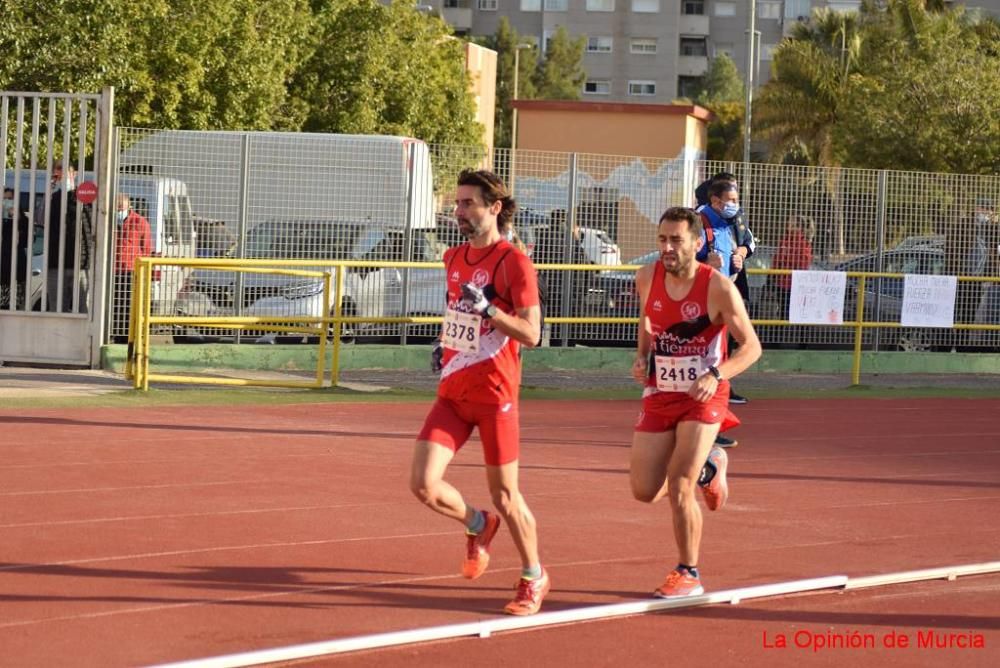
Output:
484,304,498,319
707,365,723,381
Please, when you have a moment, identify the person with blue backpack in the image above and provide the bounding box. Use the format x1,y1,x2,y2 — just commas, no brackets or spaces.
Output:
695,174,757,447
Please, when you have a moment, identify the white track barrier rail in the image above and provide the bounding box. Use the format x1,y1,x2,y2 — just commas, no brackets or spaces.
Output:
152,561,1000,668
844,561,1000,590
152,576,847,668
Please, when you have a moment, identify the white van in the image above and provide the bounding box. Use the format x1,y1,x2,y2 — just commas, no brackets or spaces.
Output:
3,169,197,314
118,131,436,232
120,131,445,343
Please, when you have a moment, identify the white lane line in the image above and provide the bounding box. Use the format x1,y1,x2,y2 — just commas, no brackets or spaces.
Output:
0,501,400,529
0,480,273,497
0,571,458,630
0,530,456,573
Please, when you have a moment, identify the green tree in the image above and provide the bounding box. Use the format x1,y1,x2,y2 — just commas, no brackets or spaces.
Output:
0,0,313,131
754,8,862,166
288,0,482,147
532,27,586,100
835,0,1000,174
138,0,314,130
694,53,746,160
696,54,744,106
704,102,745,161
481,18,538,149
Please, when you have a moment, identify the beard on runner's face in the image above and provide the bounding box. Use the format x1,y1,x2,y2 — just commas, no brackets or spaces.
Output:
457,214,490,238
661,250,692,276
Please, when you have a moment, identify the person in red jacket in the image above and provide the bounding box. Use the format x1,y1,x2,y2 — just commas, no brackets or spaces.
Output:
112,193,152,343
771,215,814,347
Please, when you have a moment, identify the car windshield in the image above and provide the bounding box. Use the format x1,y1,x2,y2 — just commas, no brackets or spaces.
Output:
353,230,447,263
245,221,363,260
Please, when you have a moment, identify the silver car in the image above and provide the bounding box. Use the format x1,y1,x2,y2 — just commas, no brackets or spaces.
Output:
172,220,447,343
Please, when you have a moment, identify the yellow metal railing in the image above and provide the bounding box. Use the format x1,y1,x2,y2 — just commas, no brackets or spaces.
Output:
125,257,1000,390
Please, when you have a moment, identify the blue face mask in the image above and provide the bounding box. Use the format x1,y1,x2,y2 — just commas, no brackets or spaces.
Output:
116,210,128,223
720,202,740,219
2,200,13,218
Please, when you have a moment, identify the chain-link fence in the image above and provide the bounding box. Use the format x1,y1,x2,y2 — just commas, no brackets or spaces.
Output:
108,130,1000,352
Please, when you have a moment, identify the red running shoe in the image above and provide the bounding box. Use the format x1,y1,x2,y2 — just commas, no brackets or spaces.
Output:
503,568,551,616
461,511,501,579
701,446,729,511
654,568,704,598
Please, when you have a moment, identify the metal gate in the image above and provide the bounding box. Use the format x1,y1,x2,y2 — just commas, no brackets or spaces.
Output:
0,88,114,367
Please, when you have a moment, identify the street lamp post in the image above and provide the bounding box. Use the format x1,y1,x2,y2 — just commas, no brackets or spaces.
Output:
743,0,757,166
510,43,531,194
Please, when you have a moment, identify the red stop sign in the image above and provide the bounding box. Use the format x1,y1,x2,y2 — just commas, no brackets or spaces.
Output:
76,180,98,204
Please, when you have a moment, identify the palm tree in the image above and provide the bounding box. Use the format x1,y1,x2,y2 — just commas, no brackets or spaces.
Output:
754,8,861,166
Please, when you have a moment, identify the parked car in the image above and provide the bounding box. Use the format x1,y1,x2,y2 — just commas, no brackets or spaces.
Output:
834,247,958,351
172,220,447,344
0,226,45,311
572,246,829,348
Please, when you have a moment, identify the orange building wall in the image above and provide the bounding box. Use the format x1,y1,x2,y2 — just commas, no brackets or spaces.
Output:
464,42,497,157
512,101,710,159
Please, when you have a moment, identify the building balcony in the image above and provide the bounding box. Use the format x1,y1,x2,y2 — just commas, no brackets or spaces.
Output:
678,14,710,36
442,7,472,31
677,55,709,77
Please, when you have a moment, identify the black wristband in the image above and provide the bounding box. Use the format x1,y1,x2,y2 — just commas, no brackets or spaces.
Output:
707,365,723,381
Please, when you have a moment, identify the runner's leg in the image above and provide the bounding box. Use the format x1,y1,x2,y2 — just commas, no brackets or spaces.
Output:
410,440,474,524
630,430,677,503
486,462,539,569
666,420,720,566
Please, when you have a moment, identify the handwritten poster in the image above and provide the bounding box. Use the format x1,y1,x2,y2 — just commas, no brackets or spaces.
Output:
788,271,847,325
900,274,957,328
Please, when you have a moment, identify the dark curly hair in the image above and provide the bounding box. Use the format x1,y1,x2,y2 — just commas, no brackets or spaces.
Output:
457,169,518,230
658,206,700,237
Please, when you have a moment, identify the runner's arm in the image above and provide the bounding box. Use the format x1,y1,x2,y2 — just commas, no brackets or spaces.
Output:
632,263,655,383
489,304,541,348
490,251,541,347
711,273,761,380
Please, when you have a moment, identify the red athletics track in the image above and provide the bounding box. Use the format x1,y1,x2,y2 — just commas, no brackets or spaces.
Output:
0,398,998,667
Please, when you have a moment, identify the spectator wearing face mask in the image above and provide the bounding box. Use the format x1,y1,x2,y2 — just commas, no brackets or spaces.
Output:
112,193,152,343
695,177,756,424
44,163,93,313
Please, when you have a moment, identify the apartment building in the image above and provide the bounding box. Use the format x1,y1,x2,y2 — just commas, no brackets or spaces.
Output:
429,0,1000,104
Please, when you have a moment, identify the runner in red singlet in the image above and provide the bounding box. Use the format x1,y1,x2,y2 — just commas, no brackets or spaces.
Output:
411,169,550,616
630,206,762,598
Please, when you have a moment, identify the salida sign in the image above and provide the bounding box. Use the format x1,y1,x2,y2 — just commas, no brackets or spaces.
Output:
76,181,98,205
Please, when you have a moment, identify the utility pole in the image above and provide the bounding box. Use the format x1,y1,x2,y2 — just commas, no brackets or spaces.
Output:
742,0,757,166
510,43,531,194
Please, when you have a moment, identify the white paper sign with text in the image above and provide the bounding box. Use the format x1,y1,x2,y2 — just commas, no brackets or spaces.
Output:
900,274,957,328
788,271,847,324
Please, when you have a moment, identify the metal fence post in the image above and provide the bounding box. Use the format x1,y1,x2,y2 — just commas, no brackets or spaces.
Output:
872,169,888,350
400,142,416,345
88,87,114,363
234,133,251,343
559,153,579,347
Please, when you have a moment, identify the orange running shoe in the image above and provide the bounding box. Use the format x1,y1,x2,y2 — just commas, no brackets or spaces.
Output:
700,446,729,511
503,568,551,616
461,511,501,579
654,568,704,598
